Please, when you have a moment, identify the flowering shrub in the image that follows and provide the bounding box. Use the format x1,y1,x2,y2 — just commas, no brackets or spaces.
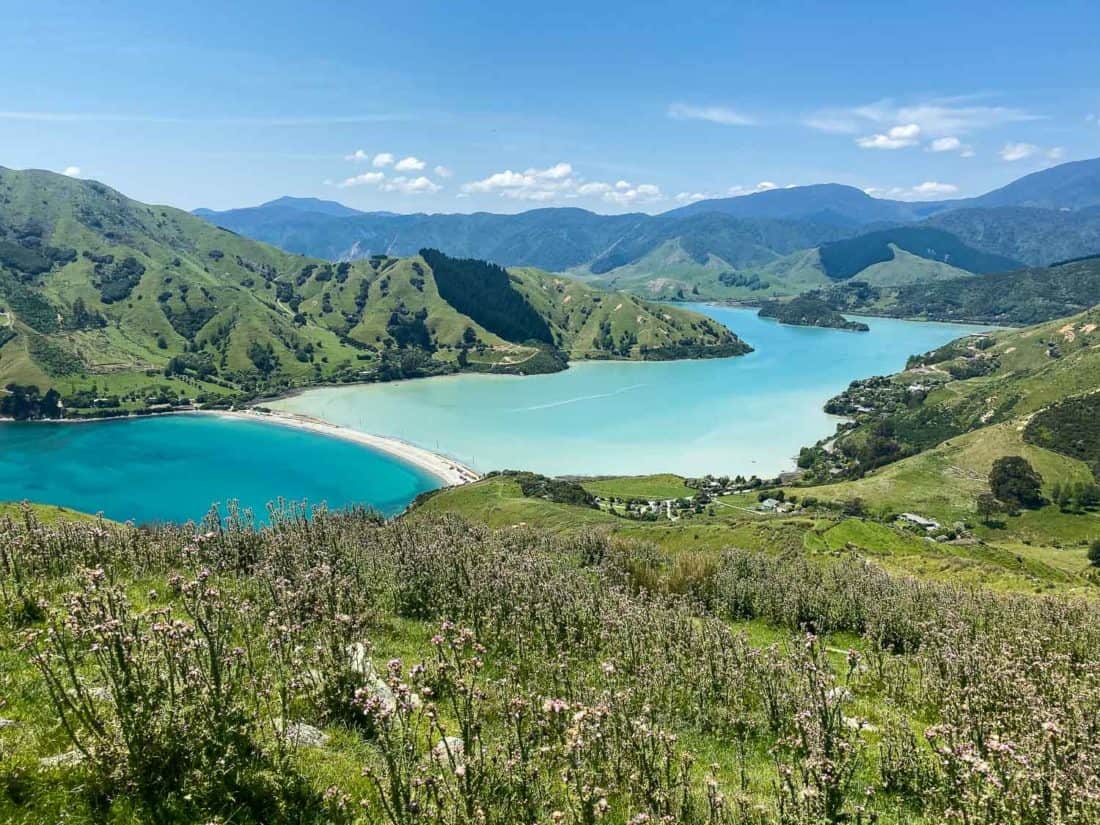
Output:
0,505,1097,823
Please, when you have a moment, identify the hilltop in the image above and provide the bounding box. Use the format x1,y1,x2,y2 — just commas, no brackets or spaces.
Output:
0,168,745,418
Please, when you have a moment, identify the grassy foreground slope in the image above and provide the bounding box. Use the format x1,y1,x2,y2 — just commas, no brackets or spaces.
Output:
0,168,745,416
1,506,1097,824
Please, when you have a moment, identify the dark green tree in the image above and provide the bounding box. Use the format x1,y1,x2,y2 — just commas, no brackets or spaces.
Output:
989,456,1044,509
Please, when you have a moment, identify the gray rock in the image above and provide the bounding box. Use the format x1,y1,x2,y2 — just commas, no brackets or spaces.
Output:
283,721,329,748
347,643,397,712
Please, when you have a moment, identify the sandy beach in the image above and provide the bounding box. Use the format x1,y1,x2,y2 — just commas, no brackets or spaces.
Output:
196,409,480,488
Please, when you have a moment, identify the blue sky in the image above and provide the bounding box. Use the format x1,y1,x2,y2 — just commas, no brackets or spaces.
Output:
1,0,1097,213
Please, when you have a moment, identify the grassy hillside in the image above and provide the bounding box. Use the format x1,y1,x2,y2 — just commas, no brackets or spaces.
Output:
2,505,1097,824
818,255,1100,325
0,169,746,417
804,304,1100,475
417,469,1099,593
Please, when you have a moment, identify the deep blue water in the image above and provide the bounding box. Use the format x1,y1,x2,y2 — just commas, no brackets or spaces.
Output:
0,414,439,524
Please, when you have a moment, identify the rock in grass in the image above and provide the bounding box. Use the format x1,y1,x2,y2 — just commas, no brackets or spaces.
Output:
0,718,17,729
347,642,398,711
283,721,329,748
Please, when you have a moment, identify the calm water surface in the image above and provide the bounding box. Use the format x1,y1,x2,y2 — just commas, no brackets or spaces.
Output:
0,414,438,524
272,306,991,477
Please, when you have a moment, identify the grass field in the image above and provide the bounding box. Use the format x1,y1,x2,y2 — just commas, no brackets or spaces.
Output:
419,459,1099,594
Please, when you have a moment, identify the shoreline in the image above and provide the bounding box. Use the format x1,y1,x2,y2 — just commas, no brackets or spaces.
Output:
0,408,480,489
197,410,480,488
690,300,1019,329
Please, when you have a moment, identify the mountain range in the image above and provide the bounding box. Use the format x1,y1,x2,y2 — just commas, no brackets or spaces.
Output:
195,158,1100,300
0,167,743,418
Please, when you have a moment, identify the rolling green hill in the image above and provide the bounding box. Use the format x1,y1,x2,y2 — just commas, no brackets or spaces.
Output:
800,304,1100,482
0,168,747,418
817,255,1100,326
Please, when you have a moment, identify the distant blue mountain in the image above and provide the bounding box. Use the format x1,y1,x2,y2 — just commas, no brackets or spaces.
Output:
661,183,932,225
192,158,1100,287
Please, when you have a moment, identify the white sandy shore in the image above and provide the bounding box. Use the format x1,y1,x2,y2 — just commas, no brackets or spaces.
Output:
0,409,478,487
195,409,480,488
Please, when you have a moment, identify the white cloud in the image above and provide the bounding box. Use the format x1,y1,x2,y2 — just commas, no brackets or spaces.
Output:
345,149,370,162
674,192,708,203
856,123,921,150
1000,142,1065,163
462,162,578,199
911,181,959,197
381,175,441,194
462,162,661,207
433,165,453,178
667,103,756,126
754,181,778,191
336,170,385,188
539,162,574,180
865,180,959,201
999,142,1038,161
62,165,81,177
603,183,662,206
807,98,1040,139
372,152,395,168
394,155,426,172
926,136,975,157
577,182,613,196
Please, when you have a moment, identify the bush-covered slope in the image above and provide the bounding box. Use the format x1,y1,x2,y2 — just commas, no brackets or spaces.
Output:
0,168,748,417
757,295,868,330
821,256,1100,325
924,206,1100,266
801,304,1100,480
816,226,1020,280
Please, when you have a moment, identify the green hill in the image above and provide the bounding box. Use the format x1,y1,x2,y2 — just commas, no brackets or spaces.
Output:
0,168,746,418
800,304,1100,482
817,226,1020,280
818,255,1100,326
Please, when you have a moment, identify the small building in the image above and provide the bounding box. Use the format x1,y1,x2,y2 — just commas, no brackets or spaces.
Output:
899,513,940,531
758,498,781,512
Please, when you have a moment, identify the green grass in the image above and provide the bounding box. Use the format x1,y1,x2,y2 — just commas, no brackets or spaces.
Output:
580,473,696,500
418,467,1100,594
0,501,103,524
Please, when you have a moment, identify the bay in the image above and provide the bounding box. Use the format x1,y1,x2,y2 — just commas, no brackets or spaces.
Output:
271,306,992,478
0,414,439,524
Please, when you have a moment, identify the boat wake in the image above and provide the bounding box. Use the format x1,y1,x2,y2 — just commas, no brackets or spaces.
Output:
508,383,648,412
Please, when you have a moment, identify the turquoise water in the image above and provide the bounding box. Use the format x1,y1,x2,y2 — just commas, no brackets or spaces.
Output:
0,414,439,524
273,306,992,478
